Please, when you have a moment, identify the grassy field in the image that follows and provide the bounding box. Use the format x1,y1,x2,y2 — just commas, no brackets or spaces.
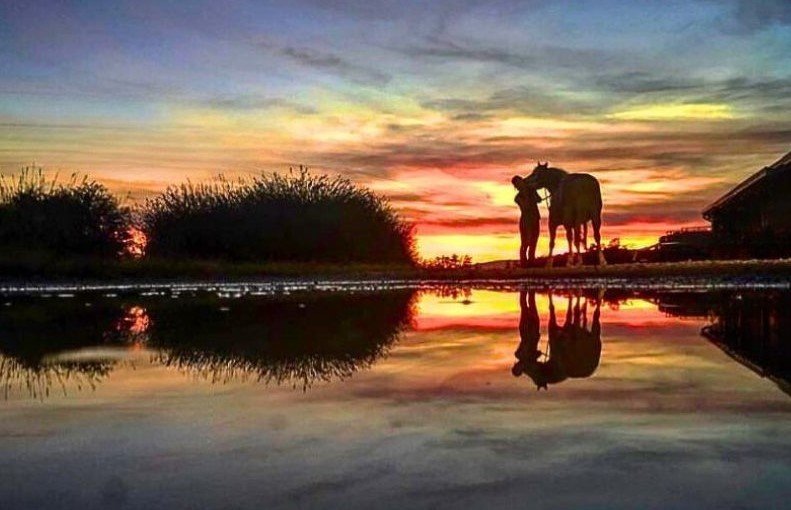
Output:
466,258,791,280
1,256,789,283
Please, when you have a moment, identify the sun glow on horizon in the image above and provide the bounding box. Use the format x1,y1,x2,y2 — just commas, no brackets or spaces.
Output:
609,103,735,121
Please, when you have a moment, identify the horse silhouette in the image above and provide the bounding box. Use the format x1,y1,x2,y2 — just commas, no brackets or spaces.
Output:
512,291,602,390
524,162,606,267
512,176,542,267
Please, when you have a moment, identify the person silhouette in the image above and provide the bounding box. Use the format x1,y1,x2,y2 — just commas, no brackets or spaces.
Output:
512,175,542,268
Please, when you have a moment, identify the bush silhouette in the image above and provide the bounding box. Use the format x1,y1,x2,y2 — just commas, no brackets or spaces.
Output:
0,167,131,259
140,168,416,263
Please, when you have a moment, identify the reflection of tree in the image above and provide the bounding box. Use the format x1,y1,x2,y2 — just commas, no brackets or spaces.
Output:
513,291,602,390
144,290,416,389
0,296,128,399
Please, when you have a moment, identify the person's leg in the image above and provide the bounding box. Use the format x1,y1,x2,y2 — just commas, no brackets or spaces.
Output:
528,227,539,264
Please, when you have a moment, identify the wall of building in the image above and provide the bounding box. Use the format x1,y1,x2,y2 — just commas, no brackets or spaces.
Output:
709,168,791,259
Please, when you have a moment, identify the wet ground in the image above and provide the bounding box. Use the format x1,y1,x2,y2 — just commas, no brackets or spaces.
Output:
1,282,789,509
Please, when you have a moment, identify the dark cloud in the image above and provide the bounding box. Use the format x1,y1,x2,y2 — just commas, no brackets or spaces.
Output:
298,0,516,24
603,207,709,227
203,96,317,114
400,35,538,68
313,123,791,185
423,86,603,118
592,72,704,95
592,72,791,112
451,112,493,122
263,43,391,86
724,0,791,34
398,34,614,73
421,68,791,123
381,192,424,203
419,217,515,230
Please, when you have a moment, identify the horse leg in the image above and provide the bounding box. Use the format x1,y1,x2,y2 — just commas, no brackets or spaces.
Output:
546,224,557,268
565,226,575,267
593,215,607,266
582,298,588,329
582,222,588,252
548,291,557,337
574,225,584,265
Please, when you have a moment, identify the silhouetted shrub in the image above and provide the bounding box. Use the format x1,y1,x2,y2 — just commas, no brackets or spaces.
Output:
0,167,132,259
140,168,416,264
420,254,473,270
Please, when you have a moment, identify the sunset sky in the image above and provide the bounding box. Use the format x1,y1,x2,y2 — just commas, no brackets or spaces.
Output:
1,0,790,261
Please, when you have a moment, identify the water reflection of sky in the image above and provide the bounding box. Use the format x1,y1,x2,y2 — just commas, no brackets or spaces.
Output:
1,288,790,509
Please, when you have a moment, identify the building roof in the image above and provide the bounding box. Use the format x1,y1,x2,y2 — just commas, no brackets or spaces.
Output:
703,150,791,219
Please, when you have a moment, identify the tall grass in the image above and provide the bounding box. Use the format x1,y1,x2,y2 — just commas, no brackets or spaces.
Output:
0,167,131,259
140,167,416,264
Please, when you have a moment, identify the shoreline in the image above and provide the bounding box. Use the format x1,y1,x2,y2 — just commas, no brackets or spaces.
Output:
0,258,789,289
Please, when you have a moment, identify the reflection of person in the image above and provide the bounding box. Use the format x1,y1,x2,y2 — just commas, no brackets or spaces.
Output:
513,290,541,367
512,176,542,267
512,291,602,390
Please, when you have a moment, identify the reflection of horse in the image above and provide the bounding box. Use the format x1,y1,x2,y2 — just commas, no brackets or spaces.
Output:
524,162,606,267
512,291,602,390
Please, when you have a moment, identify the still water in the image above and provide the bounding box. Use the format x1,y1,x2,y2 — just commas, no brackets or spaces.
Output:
1,283,790,509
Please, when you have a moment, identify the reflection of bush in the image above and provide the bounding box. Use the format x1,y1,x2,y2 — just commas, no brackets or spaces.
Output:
0,297,128,398
145,290,416,389
1,357,114,400
0,290,416,395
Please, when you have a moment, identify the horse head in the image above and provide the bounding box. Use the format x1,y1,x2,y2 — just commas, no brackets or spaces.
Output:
524,161,565,193
512,359,557,390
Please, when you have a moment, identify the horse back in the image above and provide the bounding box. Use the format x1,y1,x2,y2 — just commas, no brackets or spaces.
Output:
555,173,602,220
564,174,601,202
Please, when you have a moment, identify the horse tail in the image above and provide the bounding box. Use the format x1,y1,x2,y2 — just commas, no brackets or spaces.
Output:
592,177,603,211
